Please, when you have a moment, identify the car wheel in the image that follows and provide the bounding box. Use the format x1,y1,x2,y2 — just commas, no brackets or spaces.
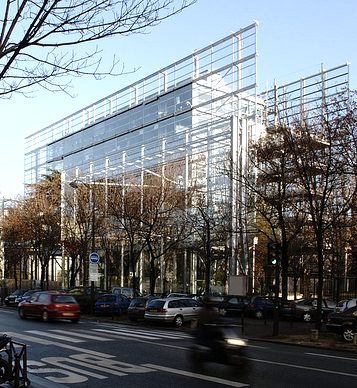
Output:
219,308,227,316
255,310,264,319
42,310,49,322
174,315,184,327
342,326,355,342
302,312,312,322
18,308,26,319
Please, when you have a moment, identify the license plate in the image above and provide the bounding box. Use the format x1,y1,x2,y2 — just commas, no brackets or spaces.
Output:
62,313,74,316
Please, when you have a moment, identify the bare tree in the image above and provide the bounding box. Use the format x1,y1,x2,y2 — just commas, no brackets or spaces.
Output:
247,126,308,301
187,193,231,295
106,178,147,292
22,172,62,289
139,175,188,295
0,0,195,97
283,94,357,329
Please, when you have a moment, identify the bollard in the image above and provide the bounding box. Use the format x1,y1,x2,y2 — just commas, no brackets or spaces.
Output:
353,333,357,345
310,329,319,341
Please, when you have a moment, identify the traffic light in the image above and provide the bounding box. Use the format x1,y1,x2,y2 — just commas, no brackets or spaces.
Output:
267,242,281,266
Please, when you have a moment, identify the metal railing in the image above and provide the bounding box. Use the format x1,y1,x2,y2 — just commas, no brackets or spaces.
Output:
0,334,30,387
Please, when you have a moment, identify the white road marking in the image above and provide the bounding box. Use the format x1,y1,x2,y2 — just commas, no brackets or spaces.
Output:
93,328,162,340
26,330,84,343
111,328,191,340
249,357,357,378
7,332,115,358
49,329,114,341
305,352,357,362
142,363,249,387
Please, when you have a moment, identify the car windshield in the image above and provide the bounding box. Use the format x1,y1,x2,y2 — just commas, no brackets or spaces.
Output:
97,295,116,302
130,298,146,307
52,295,77,304
147,300,165,309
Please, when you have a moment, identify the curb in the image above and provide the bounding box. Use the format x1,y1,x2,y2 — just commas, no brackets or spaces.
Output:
246,336,357,353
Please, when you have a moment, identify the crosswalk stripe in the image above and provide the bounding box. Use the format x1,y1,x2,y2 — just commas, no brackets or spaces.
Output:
49,330,114,341
93,328,162,340
98,323,192,339
111,328,191,340
26,330,84,343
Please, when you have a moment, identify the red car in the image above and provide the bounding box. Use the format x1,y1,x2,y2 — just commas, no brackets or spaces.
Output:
18,291,80,323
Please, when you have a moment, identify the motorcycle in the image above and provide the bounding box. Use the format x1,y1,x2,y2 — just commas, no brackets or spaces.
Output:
190,321,250,375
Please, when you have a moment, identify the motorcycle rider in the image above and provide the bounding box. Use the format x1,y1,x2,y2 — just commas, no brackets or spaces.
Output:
195,296,223,349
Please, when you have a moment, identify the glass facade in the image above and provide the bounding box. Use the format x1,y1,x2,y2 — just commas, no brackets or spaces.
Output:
24,20,348,292
24,22,262,292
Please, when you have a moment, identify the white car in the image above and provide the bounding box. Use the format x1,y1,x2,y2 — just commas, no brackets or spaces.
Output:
145,297,202,327
335,298,357,313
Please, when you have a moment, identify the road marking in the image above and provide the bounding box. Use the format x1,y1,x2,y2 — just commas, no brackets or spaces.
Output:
50,330,114,341
7,332,115,358
97,323,192,338
305,352,357,362
93,328,162,340
249,357,357,378
111,328,191,340
142,363,249,387
26,330,85,343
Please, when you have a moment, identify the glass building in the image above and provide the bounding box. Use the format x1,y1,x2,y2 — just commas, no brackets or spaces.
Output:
24,21,349,293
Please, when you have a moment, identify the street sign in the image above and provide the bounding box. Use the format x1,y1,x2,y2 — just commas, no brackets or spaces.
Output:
89,252,100,264
89,263,98,281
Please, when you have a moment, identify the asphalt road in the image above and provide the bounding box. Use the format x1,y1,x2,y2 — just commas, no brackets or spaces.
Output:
1,307,357,387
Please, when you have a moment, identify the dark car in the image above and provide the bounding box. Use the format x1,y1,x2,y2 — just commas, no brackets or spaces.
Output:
326,305,357,342
15,289,42,305
4,289,28,307
217,295,250,316
128,296,159,322
283,298,336,322
94,293,131,316
68,286,107,313
246,296,275,319
18,291,80,322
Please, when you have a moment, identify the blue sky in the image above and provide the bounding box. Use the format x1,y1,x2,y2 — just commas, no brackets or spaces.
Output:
1,0,356,198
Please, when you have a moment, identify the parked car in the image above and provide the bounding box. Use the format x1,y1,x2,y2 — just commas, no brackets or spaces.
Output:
111,287,141,300
15,289,42,304
246,296,275,319
217,295,250,316
4,289,28,307
335,298,357,313
94,293,131,316
68,286,107,313
145,297,203,327
18,291,80,323
286,298,336,322
326,305,357,342
166,293,191,298
128,296,159,322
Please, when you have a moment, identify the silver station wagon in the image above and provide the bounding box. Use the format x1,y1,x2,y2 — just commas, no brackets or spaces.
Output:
144,297,202,327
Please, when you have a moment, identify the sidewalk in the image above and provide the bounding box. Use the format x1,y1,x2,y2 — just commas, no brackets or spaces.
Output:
240,317,357,352
84,313,357,353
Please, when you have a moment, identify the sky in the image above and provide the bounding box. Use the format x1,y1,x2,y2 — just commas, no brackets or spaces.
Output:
1,0,357,199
